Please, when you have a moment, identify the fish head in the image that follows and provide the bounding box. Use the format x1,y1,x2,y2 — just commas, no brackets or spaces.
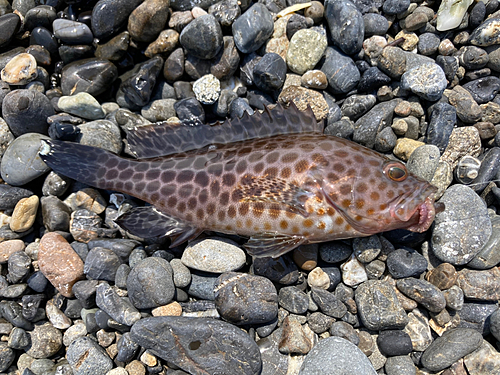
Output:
320,157,442,235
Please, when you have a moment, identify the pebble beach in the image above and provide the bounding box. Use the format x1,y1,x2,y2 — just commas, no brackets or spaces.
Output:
0,0,500,374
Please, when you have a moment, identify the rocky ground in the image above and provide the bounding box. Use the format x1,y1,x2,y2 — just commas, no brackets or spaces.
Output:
0,0,500,374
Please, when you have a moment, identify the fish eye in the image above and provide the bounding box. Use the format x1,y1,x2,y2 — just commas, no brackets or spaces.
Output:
384,162,408,182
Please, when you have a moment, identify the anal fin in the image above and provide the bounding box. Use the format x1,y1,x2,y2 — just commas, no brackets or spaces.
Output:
244,233,306,258
115,206,201,246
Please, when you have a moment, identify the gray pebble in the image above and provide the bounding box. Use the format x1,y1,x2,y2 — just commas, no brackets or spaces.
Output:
232,3,273,54
66,336,113,375
95,283,141,326
400,63,447,101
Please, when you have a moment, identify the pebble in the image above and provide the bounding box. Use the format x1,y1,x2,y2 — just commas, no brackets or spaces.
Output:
386,248,428,279
192,74,220,105
26,323,63,359
279,286,309,315
307,267,330,289
96,283,141,326
320,47,360,94
232,3,273,54
400,63,447,101
84,247,122,282
61,58,118,97
324,0,363,55
355,280,408,330
127,0,170,43
179,14,222,60
299,336,376,375
1,53,37,85
77,120,122,154
286,29,327,75
2,89,54,137
376,330,413,357
0,239,25,263
293,244,318,271
91,0,144,40
384,355,416,375
432,184,491,265
396,278,446,313
38,232,84,297
341,253,368,287
470,17,500,47
426,263,458,290
278,85,329,121
446,85,483,124
406,144,440,182
421,328,482,372
95,32,130,61
253,53,287,92
10,195,38,233
457,268,500,301
52,19,93,45
57,93,105,120
67,336,113,375
131,316,262,374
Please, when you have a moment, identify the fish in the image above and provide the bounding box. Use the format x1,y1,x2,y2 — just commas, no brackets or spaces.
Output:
39,103,443,258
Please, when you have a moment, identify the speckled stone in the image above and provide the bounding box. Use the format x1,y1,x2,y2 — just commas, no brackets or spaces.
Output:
278,85,328,121
441,127,482,169
286,29,327,75
1,53,37,85
192,74,220,105
400,63,447,101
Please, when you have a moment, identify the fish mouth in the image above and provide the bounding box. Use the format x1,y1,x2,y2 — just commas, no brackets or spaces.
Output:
402,196,443,233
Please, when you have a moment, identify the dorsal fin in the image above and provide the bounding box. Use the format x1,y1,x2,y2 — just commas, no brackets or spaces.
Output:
127,102,324,159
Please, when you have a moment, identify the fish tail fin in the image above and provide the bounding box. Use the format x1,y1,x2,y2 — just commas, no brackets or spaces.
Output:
39,140,122,191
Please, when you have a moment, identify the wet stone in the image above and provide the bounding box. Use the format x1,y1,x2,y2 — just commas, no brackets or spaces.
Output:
119,56,163,108
432,184,491,265
421,328,482,372
355,280,408,330
426,102,457,153
67,336,113,375
358,67,391,93
127,0,170,43
208,0,240,27
57,93,104,120
182,237,245,273
470,17,500,47
386,248,427,279
127,257,175,309
96,283,141,326
232,3,273,54
95,31,130,61
174,97,205,125
179,14,222,60
253,53,286,92
215,272,278,325
363,13,389,37
1,53,37,85
463,76,500,105
376,330,413,357
91,0,144,40
61,58,118,97
299,336,376,375
7,251,31,284
319,242,352,264
52,19,93,45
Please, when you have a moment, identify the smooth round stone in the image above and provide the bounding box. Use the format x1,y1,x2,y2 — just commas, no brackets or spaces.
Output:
174,97,205,125
67,336,113,375
431,184,492,265
406,144,440,182
181,238,245,273
299,336,377,375
384,356,416,375
253,53,286,92
425,103,456,153
163,47,184,82
401,63,446,101
131,316,262,375
421,328,482,372
24,5,56,31
140,98,176,122
61,58,118,97
77,120,122,154
301,70,328,90
145,29,179,58
214,272,278,325
232,3,273,54
383,0,410,14
0,133,50,186
396,278,446,313
0,13,20,48
10,195,38,233
386,248,427,279
463,76,500,104
91,0,144,39
1,53,37,85
470,146,500,193
324,0,364,55
52,19,93,45
278,286,308,314
320,47,360,94
355,280,408,330
376,330,413,357
57,93,105,120
470,17,500,46
179,14,222,59
286,29,327,75
127,0,170,43
193,74,220,104
459,46,489,70
127,257,175,309
363,13,389,37
29,26,58,56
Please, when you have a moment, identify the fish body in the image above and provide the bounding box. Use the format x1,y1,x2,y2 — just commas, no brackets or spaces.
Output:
40,104,440,257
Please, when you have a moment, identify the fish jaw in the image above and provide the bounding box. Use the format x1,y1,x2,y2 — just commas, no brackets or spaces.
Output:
401,196,437,233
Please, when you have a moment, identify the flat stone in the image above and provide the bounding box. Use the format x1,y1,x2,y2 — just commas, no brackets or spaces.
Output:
457,268,500,301
131,316,262,375
1,53,37,85
464,340,500,374
57,93,105,120
38,232,84,297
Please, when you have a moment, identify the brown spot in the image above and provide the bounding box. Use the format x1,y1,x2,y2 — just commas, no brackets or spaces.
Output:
222,173,236,187
367,208,375,215
317,221,326,229
228,205,236,218
210,181,220,197
326,207,335,215
354,155,364,163
369,159,379,167
334,150,349,158
355,200,365,209
355,216,362,221
150,193,159,202
339,184,351,195
341,199,351,208
387,190,395,199
253,162,265,174
107,169,119,180
167,196,177,207
370,192,380,201
299,143,315,151
119,168,134,180
245,219,252,227
269,204,281,219
335,217,344,226
378,182,388,190
345,223,352,231
185,213,193,221
207,163,223,176
327,172,339,181
238,147,252,156
218,211,226,221
282,152,299,163
333,163,345,173
236,220,243,228
281,167,292,179
295,160,309,173
194,171,209,186
266,152,280,164
226,225,233,231
177,202,186,213
264,167,278,177
253,202,265,217
220,192,230,205
188,197,197,210
239,203,249,216
347,168,356,176
199,189,208,204
285,211,296,219
280,220,288,230
160,170,175,184
320,142,333,151
207,203,216,215
231,190,242,202
264,222,272,230
312,153,328,166
361,167,371,176
317,208,326,215
379,203,388,210
146,169,161,180
292,226,300,233
303,219,313,227
196,209,204,220
176,170,194,183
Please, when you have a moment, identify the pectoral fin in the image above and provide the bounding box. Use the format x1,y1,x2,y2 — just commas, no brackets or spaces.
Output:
244,233,306,258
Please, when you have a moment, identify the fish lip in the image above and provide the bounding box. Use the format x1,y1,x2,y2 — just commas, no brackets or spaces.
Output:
404,196,436,232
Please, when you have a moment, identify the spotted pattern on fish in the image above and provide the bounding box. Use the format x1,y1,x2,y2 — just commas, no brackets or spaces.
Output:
40,105,441,258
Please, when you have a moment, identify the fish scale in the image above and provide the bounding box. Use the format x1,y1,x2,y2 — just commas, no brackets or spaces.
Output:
39,103,442,258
